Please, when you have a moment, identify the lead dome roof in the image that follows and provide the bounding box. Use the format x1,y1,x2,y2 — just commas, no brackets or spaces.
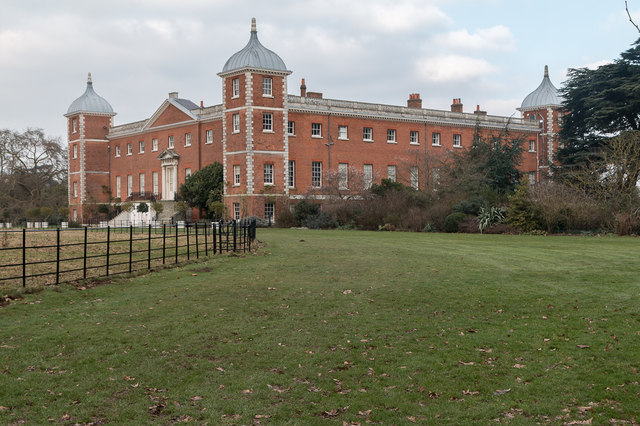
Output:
221,18,288,74
520,65,563,110
66,73,114,115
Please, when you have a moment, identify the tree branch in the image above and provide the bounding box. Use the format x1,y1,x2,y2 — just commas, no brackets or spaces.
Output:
626,1,640,33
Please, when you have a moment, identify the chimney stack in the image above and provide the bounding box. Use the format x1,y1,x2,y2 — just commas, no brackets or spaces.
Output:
300,78,307,97
451,98,463,113
169,92,179,99
473,104,486,116
407,93,422,109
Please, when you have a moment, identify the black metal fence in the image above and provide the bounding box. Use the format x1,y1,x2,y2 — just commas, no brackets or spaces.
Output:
0,220,256,288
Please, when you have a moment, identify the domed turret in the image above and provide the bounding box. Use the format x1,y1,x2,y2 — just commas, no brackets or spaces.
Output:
66,73,114,115
520,65,563,110
221,18,288,74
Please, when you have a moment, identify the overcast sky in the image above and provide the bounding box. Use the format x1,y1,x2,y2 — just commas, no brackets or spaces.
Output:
2,0,639,143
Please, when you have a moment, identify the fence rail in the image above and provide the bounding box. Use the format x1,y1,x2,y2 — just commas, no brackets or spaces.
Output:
0,220,256,288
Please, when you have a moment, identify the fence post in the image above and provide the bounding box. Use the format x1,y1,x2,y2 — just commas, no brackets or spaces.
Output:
233,221,237,252
225,223,229,253
175,223,178,264
219,222,223,253
195,223,199,259
83,226,88,279
213,222,217,255
147,224,152,270
204,221,208,256
129,225,133,273
162,224,166,265
21,228,26,287
106,226,111,276
186,223,191,260
55,228,60,285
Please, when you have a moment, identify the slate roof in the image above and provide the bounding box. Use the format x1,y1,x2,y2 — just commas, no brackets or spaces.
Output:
66,73,114,115
221,18,288,74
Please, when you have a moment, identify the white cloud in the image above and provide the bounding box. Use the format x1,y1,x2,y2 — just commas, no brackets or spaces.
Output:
415,55,497,83
365,1,452,33
432,25,515,52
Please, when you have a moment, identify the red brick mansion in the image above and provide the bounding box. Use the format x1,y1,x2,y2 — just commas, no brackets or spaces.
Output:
65,18,563,223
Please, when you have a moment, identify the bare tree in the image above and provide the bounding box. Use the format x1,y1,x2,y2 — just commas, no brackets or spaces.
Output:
626,1,640,33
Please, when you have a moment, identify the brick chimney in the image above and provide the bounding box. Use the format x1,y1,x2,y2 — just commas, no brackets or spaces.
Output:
169,92,179,99
473,104,487,116
451,98,463,113
407,93,422,109
300,78,307,97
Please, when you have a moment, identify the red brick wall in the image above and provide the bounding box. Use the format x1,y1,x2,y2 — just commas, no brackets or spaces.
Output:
150,105,192,128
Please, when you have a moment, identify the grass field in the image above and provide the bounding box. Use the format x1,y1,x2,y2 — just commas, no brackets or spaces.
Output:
1,229,639,424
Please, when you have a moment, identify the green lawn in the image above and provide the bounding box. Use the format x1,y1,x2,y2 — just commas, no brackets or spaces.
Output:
1,229,639,424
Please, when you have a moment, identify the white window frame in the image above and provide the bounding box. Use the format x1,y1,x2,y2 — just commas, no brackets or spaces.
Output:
152,138,158,152
287,121,295,136
233,114,240,133
363,164,373,189
233,203,240,220
338,125,348,140
152,171,158,195
288,160,295,188
185,133,191,147
453,134,462,147
338,163,348,190
115,176,121,199
127,175,133,197
127,143,132,156
529,172,535,185
432,133,441,146
387,165,396,182
312,161,322,188
410,131,419,145
387,129,397,144
73,181,78,198
168,135,174,149
139,140,144,154
72,118,78,134
72,144,77,159
529,140,536,152
232,78,240,98
139,173,145,196
206,129,213,144
233,165,241,186
115,146,120,157
311,123,322,138
410,166,419,189
264,163,274,185
262,77,273,97
185,168,192,178
263,113,273,132
363,127,373,142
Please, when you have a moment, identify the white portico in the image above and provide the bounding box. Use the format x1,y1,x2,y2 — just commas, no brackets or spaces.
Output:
158,149,180,200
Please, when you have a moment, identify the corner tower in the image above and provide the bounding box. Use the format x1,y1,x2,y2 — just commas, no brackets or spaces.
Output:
64,73,116,222
218,18,292,220
518,66,563,179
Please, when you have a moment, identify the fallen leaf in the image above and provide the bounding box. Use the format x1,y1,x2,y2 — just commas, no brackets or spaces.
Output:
477,348,493,353
215,367,225,372
462,389,480,395
565,418,592,425
493,388,511,396
577,345,590,349
254,414,272,419
358,410,372,416
343,290,352,294
513,364,526,369
190,396,202,401
407,416,416,423
241,389,253,394
459,361,475,366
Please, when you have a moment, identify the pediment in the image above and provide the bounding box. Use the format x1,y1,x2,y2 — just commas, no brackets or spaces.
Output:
144,98,198,130
157,149,180,160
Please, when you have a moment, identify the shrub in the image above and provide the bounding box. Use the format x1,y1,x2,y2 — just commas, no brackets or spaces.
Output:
294,200,320,226
452,197,484,215
506,182,541,232
478,206,506,233
98,204,110,215
444,212,466,233
423,223,437,232
137,202,149,213
304,212,337,229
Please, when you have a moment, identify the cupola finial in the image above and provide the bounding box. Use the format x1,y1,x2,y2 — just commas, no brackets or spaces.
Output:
251,17,256,33
544,65,549,78
87,72,93,84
